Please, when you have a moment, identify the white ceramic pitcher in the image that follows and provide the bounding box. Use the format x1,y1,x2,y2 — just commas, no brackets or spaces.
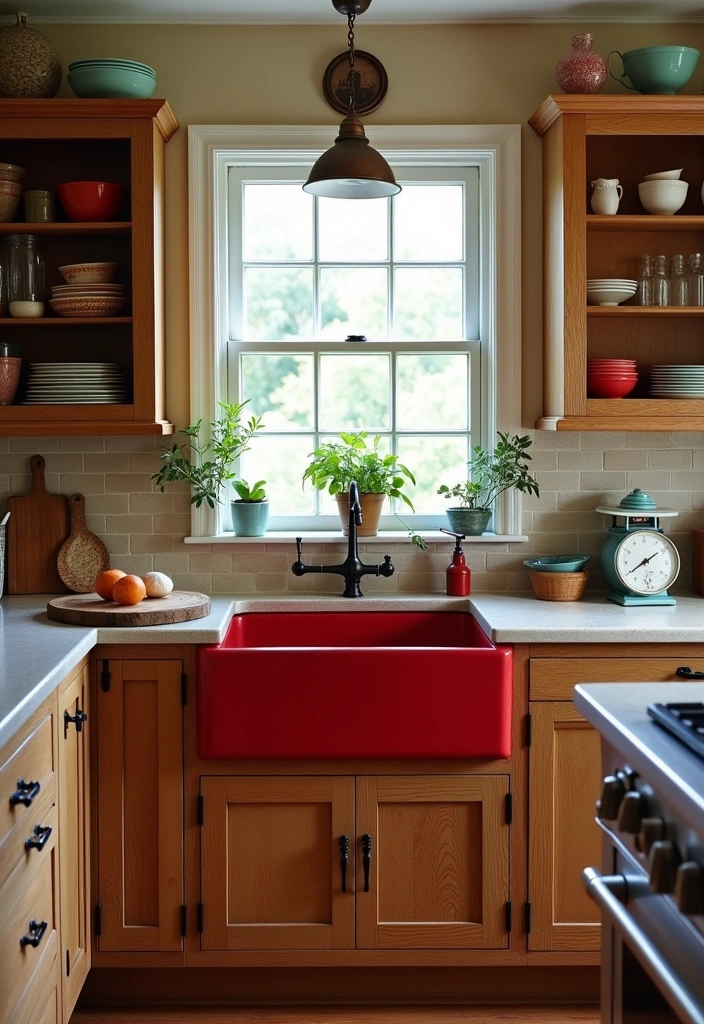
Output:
590,177,623,215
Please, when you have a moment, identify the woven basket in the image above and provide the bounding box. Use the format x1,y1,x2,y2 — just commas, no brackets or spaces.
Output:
529,569,589,602
694,531,704,597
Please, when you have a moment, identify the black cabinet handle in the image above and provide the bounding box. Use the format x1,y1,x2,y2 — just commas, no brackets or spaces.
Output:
339,835,349,893
64,708,87,737
25,824,52,851
20,920,47,948
676,666,704,680
10,779,40,807
362,833,372,893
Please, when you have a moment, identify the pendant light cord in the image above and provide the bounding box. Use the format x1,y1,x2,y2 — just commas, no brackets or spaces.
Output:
346,13,357,114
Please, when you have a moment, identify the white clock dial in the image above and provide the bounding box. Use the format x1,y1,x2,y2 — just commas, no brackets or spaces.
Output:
614,530,680,596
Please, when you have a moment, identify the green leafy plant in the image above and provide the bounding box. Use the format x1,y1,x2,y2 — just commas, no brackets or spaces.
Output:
233,478,267,502
438,432,540,510
303,431,416,508
153,401,264,508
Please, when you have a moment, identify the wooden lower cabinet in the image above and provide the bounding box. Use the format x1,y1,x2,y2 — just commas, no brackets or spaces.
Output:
95,658,184,952
57,662,90,1019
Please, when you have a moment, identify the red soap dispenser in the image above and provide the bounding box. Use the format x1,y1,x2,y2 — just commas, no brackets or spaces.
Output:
441,528,471,596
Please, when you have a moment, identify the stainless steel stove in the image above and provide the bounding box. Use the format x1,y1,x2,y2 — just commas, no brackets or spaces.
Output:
574,682,704,1024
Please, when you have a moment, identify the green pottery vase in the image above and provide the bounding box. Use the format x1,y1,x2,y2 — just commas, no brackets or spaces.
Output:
231,500,269,537
445,508,491,537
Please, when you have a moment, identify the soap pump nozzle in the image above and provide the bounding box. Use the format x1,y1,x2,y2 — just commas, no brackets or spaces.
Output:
440,527,471,596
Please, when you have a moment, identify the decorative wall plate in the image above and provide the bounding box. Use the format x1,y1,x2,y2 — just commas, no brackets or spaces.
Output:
322,49,388,116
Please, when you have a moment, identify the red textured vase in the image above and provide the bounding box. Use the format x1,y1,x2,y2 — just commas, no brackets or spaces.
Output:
555,33,607,94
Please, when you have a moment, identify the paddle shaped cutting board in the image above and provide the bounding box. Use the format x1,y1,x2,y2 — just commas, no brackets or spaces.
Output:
7,455,70,594
57,493,110,593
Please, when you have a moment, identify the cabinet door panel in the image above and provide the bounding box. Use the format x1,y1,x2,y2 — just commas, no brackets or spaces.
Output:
96,659,183,952
57,662,90,1017
528,702,601,951
356,776,509,950
200,776,355,950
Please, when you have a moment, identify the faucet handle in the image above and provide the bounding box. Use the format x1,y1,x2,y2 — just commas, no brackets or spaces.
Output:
296,536,303,560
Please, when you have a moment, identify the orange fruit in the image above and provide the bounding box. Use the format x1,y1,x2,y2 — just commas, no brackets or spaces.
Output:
95,568,126,601
112,574,147,606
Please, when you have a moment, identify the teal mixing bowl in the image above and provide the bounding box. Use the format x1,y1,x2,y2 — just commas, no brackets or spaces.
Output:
609,45,700,95
524,554,592,573
68,66,156,99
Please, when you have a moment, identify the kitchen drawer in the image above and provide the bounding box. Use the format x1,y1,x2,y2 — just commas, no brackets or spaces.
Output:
7,930,59,1024
0,714,55,848
0,791,56,892
530,657,704,701
0,827,58,1024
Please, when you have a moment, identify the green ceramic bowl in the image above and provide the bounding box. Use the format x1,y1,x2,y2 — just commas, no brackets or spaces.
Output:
68,66,156,99
523,554,591,573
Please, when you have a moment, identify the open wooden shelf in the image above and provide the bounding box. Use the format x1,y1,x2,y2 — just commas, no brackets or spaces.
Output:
1,317,132,325
0,222,131,235
587,215,704,231
587,306,704,317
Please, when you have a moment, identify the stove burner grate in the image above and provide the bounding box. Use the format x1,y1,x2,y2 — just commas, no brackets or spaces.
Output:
648,701,704,761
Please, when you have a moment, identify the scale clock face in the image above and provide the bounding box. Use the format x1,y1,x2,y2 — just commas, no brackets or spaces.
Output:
614,530,680,595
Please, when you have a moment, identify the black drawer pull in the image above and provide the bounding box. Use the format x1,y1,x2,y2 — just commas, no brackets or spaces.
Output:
339,835,349,893
362,833,372,893
10,779,40,807
25,824,52,851
64,708,87,737
20,920,47,948
676,666,704,680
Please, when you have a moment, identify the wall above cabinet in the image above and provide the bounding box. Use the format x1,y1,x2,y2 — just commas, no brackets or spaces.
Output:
530,94,704,432
0,99,178,436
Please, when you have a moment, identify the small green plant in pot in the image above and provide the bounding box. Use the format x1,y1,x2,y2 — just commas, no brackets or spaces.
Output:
303,431,417,539
438,432,539,536
231,478,269,537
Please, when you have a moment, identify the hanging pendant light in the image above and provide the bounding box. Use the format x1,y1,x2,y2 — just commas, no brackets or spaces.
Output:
304,0,400,199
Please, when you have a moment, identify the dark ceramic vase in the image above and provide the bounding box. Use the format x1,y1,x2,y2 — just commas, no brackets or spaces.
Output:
0,12,62,99
445,508,491,537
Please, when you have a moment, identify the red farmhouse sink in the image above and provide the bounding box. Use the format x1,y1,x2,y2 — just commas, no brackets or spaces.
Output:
197,611,512,760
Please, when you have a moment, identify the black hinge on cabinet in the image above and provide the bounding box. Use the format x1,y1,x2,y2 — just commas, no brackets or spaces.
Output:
524,901,532,934
100,660,111,693
197,795,204,825
505,901,512,932
66,949,70,977
181,672,188,706
197,902,204,934
525,713,532,747
180,904,187,936
94,904,102,936
505,792,513,825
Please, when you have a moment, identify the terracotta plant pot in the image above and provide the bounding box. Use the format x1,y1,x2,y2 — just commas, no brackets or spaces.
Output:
445,507,492,537
335,492,385,536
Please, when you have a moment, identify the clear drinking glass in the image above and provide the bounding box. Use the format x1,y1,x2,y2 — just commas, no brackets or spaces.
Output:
670,254,689,306
689,253,704,306
636,254,653,306
652,254,670,307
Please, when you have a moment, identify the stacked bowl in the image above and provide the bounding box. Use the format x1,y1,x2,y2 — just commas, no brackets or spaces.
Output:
638,169,688,215
650,365,704,399
587,278,637,306
587,358,638,398
0,162,25,222
51,262,125,318
67,58,156,99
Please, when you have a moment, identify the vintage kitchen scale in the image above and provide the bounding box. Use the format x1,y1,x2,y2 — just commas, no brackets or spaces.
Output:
596,488,680,606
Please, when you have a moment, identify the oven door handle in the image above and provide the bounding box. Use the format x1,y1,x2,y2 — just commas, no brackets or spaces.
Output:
583,867,704,1024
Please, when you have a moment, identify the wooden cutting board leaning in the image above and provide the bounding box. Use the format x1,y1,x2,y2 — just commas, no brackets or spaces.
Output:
7,454,70,594
57,493,110,593
46,591,211,627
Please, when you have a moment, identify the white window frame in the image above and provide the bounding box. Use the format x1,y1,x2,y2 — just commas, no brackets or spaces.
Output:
186,124,524,544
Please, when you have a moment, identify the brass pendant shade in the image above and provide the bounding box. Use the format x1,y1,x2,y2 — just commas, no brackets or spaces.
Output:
303,114,400,199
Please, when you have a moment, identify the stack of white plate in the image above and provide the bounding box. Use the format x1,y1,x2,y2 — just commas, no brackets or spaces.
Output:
22,363,130,405
650,365,704,399
586,279,638,306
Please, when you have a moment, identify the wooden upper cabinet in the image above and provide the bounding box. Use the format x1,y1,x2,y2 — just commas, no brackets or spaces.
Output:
200,776,355,950
0,99,178,436
356,775,510,950
528,701,601,951
95,658,184,952
529,94,704,432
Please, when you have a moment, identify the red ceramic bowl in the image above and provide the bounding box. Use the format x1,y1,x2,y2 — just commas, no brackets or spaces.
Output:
56,181,124,222
587,376,638,398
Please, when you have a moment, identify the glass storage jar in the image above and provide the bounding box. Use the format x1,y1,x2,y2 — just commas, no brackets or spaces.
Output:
3,233,45,317
652,254,670,307
670,254,689,306
636,255,653,306
689,252,704,306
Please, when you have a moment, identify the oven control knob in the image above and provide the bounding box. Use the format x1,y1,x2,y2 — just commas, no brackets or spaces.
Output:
649,840,683,894
674,861,704,915
637,817,666,856
598,775,626,820
617,790,647,833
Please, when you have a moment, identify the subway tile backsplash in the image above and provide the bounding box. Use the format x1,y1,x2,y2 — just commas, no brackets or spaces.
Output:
1,431,702,595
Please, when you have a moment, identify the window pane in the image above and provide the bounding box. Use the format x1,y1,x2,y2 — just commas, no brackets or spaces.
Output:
244,267,313,340
239,435,315,516
393,268,463,340
394,184,463,262
243,184,312,260
397,436,468,513
319,267,388,340
319,354,390,430
240,354,314,429
397,354,468,430
318,196,388,262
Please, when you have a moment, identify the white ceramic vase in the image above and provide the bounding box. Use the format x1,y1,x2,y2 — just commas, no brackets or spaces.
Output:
591,177,623,215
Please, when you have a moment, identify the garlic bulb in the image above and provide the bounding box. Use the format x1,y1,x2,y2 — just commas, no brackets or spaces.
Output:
141,571,174,598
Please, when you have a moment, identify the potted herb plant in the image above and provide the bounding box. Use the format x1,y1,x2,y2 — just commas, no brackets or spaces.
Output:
231,478,268,537
302,431,416,537
152,401,264,524
438,432,539,536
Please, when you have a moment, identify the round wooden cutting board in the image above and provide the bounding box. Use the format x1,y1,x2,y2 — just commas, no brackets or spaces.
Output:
46,591,211,627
